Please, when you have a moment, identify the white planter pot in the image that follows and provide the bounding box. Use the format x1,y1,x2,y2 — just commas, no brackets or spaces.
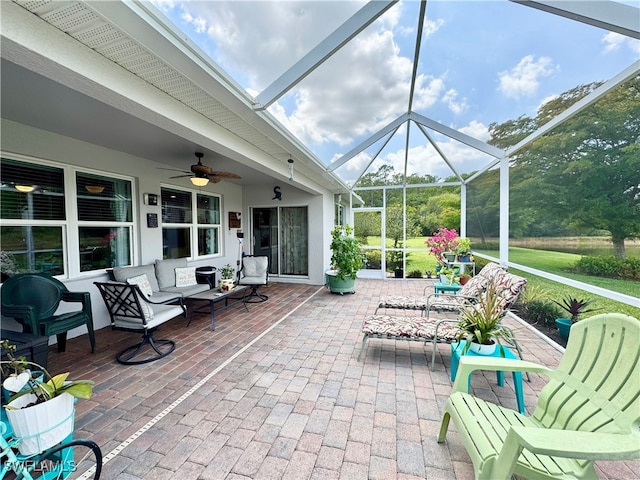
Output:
5,392,74,455
219,279,235,292
468,342,497,356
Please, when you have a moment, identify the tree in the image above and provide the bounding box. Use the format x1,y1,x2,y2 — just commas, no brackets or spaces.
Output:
488,77,640,258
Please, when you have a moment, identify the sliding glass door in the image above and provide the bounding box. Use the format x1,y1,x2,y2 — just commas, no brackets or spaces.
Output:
251,206,308,276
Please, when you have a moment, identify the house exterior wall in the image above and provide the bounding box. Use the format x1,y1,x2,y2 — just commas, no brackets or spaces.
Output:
1,119,334,341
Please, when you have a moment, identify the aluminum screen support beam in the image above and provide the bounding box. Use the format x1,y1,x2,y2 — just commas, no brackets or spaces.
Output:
511,1,640,39
255,1,397,110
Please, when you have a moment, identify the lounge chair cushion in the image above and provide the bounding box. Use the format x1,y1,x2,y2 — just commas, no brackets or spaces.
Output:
362,315,461,341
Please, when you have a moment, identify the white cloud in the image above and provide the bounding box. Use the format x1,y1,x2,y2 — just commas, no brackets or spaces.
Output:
270,28,445,147
442,88,468,115
602,31,640,54
498,55,557,99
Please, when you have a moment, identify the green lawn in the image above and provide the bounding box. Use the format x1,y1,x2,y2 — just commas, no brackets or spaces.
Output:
363,237,640,318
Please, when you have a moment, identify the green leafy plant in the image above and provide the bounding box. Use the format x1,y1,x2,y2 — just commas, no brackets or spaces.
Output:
330,225,362,281
219,263,235,280
455,280,514,356
553,296,601,323
455,237,471,255
2,358,93,408
0,340,29,378
407,269,423,278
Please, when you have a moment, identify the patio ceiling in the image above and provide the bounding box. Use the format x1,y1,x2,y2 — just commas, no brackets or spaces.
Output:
1,0,638,190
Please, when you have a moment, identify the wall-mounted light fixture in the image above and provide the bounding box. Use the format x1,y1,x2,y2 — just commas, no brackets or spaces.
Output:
190,177,209,187
288,158,294,182
15,184,35,193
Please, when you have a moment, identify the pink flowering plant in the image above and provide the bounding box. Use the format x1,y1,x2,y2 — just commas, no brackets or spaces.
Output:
424,227,459,263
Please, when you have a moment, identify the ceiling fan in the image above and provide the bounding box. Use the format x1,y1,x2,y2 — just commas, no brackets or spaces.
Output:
162,152,241,185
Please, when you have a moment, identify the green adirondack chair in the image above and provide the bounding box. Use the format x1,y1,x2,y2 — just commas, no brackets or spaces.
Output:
437,313,640,480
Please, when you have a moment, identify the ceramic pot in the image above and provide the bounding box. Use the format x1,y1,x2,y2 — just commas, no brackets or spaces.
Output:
219,279,234,292
555,318,572,340
468,342,497,355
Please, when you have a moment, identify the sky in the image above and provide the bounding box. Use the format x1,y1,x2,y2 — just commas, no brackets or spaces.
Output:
149,0,639,184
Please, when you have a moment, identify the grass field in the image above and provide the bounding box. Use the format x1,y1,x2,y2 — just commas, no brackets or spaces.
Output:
363,237,640,319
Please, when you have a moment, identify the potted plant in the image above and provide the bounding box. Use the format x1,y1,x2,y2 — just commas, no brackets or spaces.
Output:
439,266,457,285
1,355,94,455
327,225,361,294
455,280,514,356
455,237,472,262
425,227,459,265
218,264,235,292
553,296,601,340
458,273,472,285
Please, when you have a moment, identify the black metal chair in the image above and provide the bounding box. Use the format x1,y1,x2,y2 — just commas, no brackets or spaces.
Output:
94,282,181,365
237,255,269,303
1,273,96,353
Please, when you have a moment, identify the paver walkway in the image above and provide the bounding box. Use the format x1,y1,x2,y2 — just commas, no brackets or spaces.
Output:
45,279,639,479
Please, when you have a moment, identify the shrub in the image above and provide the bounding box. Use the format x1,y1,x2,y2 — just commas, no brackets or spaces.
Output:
573,255,640,280
407,270,423,278
524,299,561,327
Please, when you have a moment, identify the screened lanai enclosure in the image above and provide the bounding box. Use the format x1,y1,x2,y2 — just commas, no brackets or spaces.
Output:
1,0,638,314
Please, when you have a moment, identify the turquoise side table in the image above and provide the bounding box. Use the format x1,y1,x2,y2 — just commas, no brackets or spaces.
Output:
450,341,526,414
434,281,462,296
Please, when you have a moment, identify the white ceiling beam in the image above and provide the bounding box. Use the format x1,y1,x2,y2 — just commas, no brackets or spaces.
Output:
327,113,409,171
511,1,640,39
414,122,465,183
255,1,398,110
410,112,505,158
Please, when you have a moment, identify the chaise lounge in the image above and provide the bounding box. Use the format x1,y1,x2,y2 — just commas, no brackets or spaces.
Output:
359,265,527,367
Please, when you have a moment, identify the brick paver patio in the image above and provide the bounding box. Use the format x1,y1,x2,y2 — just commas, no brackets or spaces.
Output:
44,279,639,479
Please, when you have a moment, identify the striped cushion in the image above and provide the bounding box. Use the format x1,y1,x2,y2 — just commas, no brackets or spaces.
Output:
362,315,461,341
378,295,430,310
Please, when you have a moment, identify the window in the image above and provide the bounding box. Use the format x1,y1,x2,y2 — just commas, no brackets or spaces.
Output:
161,187,221,259
0,157,135,278
0,158,66,275
76,172,133,271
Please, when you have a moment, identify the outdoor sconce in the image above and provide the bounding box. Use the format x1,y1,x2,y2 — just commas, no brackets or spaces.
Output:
288,158,294,182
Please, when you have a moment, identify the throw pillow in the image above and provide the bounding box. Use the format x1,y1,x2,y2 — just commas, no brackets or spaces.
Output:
175,266,197,287
127,274,153,299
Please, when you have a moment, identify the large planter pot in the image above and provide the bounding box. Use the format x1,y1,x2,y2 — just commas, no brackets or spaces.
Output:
468,342,497,355
555,318,572,340
443,252,456,262
457,254,471,262
6,392,74,455
394,269,403,279
326,270,356,294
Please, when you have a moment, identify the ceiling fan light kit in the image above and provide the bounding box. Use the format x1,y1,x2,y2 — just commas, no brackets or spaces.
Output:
163,152,241,185
190,177,209,187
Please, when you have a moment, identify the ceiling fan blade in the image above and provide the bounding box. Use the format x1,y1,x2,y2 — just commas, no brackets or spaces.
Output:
209,171,241,179
168,174,193,179
158,167,191,174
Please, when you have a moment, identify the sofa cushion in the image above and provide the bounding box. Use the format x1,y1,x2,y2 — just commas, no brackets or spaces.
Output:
113,265,159,292
155,258,188,289
160,283,210,297
175,267,197,287
126,274,153,298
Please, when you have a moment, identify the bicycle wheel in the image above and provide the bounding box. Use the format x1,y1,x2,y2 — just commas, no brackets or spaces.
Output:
19,439,102,480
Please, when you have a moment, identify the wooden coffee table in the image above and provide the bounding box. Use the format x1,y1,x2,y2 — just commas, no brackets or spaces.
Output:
187,285,250,330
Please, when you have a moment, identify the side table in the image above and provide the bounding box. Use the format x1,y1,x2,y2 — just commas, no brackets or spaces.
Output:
450,341,525,414
434,281,462,296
